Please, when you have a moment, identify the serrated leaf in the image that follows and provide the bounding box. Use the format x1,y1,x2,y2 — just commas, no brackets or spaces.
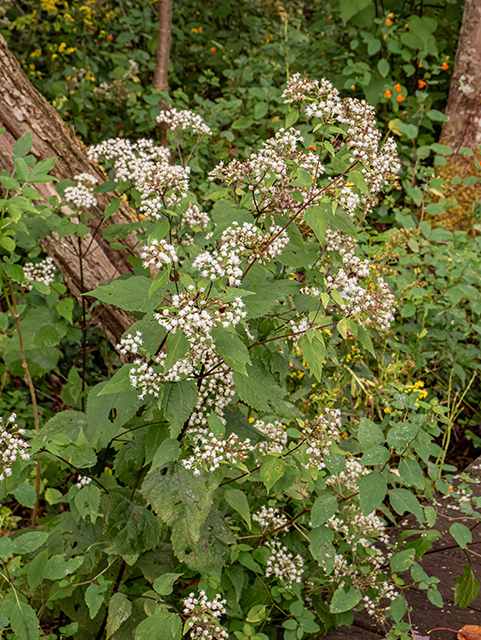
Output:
106,593,131,638
225,488,251,529
300,334,325,382
75,483,100,523
348,169,370,196
136,611,182,640
162,380,198,438
212,328,251,374
89,276,156,312
13,531,48,555
358,418,384,450
304,204,330,244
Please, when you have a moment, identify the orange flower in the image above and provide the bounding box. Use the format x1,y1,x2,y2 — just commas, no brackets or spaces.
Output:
404,24,408,29
418,59,423,67
396,94,404,102
211,47,216,53
309,145,316,151
383,35,387,40
198,27,203,34
394,82,402,92
442,62,449,70
388,12,394,17
327,16,331,21
445,55,450,60
385,18,392,25
418,79,427,89
107,34,113,41
384,89,392,98
350,85,355,90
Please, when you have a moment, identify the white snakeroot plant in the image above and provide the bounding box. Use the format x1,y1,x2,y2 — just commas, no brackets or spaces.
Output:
82,88,424,632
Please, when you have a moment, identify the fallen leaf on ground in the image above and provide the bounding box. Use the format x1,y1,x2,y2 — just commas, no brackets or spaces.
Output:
458,626,481,640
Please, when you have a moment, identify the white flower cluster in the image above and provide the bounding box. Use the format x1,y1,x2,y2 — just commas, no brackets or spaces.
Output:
182,431,254,476
183,591,228,640
326,458,369,494
155,290,247,344
281,73,401,202
265,539,304,589
88,137,189,220
254,419,287,456
302,408,341,471
327,268,395,331
0,413,29,481
327,505,389,546
209,127,323,217
76,475,92,489
64,172,98,209
253,506,290,532
184,203,210,229
140,238,178,269
117,330,143,356
288,316,311,348
23,257,56,291
157,108,212,137
194,221,289,286
188,359,236,428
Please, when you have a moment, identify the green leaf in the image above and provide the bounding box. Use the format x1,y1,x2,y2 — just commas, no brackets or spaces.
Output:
162,380,198,438
27,550,48,591
106,593,132,639
56,298,74,323
390,488,424,523
427,587,443,608
136,611,182,640
455,565,480,608
153,572,183,596
450,522,472,549
255,102,268,119
339,0,371,23
13,531,48,555
13,132,33,158
361,446,391,466
348,169,370,196
300,334,325,382
398,459,425,490
10,601,39,640
85,582,111,619
0,175,20,190
397,122,418,140
311,494,338,527
86,381,142,448
286,110,299,128
151,438,180,470
106,493,159,558
164,330,190,372
330,585,362,613
13,483,36,509
426,109,448,122
309,526,335,574
260,455,285,492
14,157,31,182
304,204,330,244
359,471,387,516
212,328,251,374
356,324,375,356
390,595,406,623
390,549,415,573
89,276,156,312
75,483,101,523
0,537,14,559
105,197,121,219
358,418,384,449
378,58,390,77
44,554,83,580
225,488,251,529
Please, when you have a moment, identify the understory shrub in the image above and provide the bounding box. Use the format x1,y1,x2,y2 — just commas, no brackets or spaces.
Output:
0,74,481,640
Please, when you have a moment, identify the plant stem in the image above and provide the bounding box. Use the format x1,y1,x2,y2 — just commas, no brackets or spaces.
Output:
7,281,41,527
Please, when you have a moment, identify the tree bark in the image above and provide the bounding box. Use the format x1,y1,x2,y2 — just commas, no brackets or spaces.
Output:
436,0,481,230
0,33,136,345
153,0,173,147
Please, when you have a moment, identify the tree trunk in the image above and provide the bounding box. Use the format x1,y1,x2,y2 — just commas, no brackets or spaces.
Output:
436,0,481,230
153,0,173,147
0,33,136,345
